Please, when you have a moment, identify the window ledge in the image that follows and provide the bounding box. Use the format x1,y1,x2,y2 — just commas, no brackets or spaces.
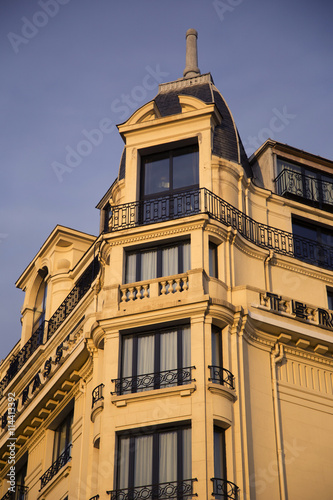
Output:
111,382,196,406
37,464,71,499
207,382,237,402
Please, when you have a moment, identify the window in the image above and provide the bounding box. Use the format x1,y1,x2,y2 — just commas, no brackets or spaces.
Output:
53,410,73,463
15,460,28,500
209,327,234,389
327,289,333,310
209,242,218,278
275,158,333,209
212,426,228,499
292,217,333,269
114,425,192,498
125,241,190,283
33,267,48,333
118,325,191,394
141,145,199,199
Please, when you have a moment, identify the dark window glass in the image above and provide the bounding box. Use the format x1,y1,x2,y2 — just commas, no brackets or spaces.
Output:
211,326,222,369
120,325,190,394
142,145,199,199
292,217,333,268
125,241,190,283
53,411,73,462
33,268,48,332
327,290,333,310
214,426,226,480
209,242,218,278
116,426,191,492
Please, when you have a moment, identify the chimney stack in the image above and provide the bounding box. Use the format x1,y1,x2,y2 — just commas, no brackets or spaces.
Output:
183,29,200,78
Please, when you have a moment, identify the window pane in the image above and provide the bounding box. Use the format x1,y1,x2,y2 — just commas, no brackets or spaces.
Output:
122,336,133,379
135,435,153,486
141,250,157,280
159,431,177,483
160,330,177,372
209,243,218,278
183,427,192,479
182,327,191,368
214,427,226,479
211,328,222,367
292,221,317,241
118,437,130,489
183,242,191,272
173,148,199,190
144,156,170,195
126,253,137,283
137,335,155,376
162,246,178,276
328,291,333,310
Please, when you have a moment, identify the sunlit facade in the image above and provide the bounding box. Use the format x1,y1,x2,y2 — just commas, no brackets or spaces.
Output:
0,30,333,500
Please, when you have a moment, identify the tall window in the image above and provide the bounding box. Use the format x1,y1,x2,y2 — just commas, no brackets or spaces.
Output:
125,241,191,283
141,145,199,199
53,410,73,463
33,268,48,333
212,426,227,499
116,426,192,496
119,325,191,394
209,242,218,278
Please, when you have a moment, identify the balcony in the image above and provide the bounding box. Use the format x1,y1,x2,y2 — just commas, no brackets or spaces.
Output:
211,478,239,499
92,383,104,408
108,188,333,271
40,444,72,490
208,366,235,390
107,478,197,500
275,168,333,211
112,367,195,396
0,257,100,399
0,485,28,500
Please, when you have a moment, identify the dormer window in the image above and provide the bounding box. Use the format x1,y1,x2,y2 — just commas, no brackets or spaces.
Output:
141,144,199,200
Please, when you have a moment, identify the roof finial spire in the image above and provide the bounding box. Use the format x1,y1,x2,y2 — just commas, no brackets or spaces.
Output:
183,29,200,78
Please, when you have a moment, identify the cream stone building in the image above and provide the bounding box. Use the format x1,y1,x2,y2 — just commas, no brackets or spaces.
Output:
0,29,332,500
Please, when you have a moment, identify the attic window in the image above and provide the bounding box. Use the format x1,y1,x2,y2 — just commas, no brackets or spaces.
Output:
141,144,199,199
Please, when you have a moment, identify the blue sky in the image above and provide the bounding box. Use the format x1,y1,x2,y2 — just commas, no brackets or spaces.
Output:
0,0,332,361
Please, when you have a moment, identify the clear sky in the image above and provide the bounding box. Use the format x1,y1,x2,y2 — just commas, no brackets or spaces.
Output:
1,0,332,361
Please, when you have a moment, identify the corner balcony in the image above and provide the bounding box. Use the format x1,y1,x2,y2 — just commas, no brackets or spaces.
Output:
275,168,333,211
108,188,333,271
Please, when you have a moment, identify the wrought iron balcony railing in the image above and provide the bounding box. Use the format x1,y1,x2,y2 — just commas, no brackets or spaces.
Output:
107,478,197,500
0,257,99,399
40,444,72,490
211,478,239,499
0,484,28,500
92,383,104,408
208,366,235,390
112,366,195,396
108,188,333,271
275,168,333,209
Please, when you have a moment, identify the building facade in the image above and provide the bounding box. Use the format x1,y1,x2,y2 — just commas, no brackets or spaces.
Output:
0,30,333,500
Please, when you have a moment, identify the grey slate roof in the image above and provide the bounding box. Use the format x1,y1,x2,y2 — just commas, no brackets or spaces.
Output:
118,73,252,180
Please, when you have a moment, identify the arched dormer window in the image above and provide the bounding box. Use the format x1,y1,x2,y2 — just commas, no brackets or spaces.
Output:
32,267,48,333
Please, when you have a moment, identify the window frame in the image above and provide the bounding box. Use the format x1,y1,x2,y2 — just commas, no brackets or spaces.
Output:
119,323,191,394
140,144,199,201
52,410,73,463
209,241,219,278
125,239,191,284
115,423,192,492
